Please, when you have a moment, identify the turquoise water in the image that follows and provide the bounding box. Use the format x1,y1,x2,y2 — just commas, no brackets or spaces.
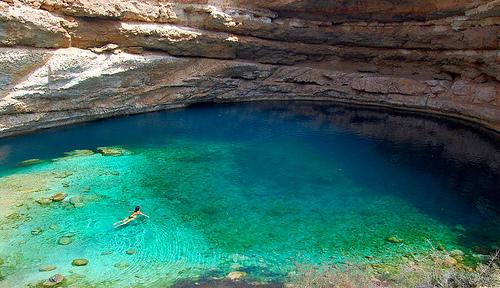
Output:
0,102,499,287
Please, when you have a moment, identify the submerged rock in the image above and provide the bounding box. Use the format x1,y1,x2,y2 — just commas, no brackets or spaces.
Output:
43,274,64,287
114,261,129,269
53,172,73,179
101,251,113,255
71,259,88,266
39,265,56,272
69,196,84,207
57,236,73,245
97,146,129,156
31,227,43,235
36,198,53,206
63,149,95,157
49,224,60,231
126,249,136,255
17,158,44,167
0,257,4,265
386,236,404,244
226,271,247,281
51,192,67,202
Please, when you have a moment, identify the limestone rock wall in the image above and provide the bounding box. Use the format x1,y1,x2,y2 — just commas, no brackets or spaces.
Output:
0,0,499,136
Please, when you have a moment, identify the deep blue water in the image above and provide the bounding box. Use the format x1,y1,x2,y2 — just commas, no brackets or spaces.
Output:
0,101,499,287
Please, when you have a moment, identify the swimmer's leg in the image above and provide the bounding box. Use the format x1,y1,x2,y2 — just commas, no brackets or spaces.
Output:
113,218,135,228
113,218,127,226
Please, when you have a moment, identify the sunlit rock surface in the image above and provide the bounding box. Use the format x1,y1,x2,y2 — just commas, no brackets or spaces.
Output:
0,0,499,136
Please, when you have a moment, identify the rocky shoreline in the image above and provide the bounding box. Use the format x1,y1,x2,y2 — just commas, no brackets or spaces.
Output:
0,0,499,137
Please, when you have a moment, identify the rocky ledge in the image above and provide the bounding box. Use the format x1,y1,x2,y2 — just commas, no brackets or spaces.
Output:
0,0,499,136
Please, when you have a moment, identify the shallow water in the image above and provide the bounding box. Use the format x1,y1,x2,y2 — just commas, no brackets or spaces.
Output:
0,102,499,287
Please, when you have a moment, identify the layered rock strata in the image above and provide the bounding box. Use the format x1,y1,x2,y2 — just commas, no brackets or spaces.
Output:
0,0,499,136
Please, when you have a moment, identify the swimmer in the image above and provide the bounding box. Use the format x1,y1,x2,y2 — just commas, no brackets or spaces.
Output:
113,206,149,228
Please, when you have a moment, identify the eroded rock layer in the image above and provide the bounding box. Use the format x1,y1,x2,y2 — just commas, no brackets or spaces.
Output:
0,0,499,136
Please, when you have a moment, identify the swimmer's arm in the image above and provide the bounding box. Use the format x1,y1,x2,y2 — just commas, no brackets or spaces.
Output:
140,212,150,218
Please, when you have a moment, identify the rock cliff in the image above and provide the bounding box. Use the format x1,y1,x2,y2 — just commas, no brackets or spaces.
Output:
0,0,499,136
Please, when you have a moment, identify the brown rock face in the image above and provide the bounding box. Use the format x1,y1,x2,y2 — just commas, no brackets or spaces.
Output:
236,0,491,22
0,0,498,136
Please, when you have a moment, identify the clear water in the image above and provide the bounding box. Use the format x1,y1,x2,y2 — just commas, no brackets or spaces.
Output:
0,102,499,287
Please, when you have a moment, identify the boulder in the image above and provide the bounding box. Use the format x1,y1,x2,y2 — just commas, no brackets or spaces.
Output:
71,258,89,266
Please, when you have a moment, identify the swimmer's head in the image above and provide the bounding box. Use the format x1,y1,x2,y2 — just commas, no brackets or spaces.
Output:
135,206,140,212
